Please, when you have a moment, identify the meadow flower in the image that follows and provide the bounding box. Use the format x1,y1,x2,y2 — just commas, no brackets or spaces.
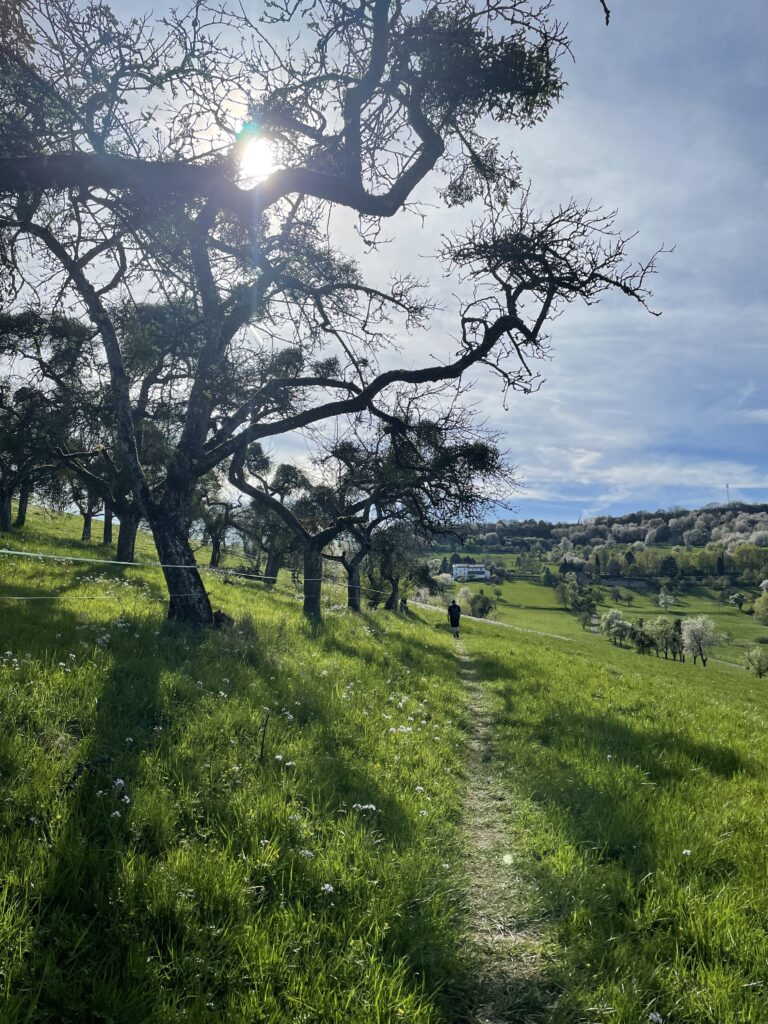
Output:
114,778,125,788
415,786,425,793
274,754,283,762
648,1014,663,1024
125,737,134,743
320,883,334,894
121,794,131,804
352,803,377,813
682,849,692,857
298,849,314,858
110,810,121,818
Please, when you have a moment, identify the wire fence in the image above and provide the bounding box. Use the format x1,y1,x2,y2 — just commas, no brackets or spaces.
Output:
0,546,394,604
0,546,581,643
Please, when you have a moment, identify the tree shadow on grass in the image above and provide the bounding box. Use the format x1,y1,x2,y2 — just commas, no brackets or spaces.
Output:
308,610,460,681
4,604,475,1023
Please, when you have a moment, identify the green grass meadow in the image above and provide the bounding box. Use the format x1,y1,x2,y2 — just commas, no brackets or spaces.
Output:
2,512,768,1021
454,574,768,661
465,624,768,1022
0,519,472,1023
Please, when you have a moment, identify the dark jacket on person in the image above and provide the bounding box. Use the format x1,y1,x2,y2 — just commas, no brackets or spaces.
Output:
448,602,461,626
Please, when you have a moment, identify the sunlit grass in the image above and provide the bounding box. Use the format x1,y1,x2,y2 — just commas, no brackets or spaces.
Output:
453,575,768,660
464,625,768,1023
5,511,768,1021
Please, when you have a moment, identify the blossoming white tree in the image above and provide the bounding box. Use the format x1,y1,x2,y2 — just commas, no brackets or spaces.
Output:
744,646,768,679
681,615,721,668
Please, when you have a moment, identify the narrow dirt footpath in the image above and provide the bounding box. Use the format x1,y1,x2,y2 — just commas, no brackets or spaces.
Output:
456,639,556,1024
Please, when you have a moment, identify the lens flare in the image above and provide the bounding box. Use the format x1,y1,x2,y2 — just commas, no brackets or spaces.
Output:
239,136,276,186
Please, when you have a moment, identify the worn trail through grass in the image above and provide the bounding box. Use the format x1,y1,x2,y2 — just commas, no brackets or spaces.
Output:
456,638,556,1024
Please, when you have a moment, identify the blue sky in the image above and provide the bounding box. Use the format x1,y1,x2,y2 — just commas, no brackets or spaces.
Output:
480,0,768,521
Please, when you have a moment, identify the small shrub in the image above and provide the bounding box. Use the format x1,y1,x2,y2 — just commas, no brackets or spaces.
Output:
469,592,495,618
745,646,768,678
754,592,768,625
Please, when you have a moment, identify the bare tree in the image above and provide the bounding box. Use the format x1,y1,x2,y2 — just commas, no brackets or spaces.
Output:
230,406,512,617
0,0,657,624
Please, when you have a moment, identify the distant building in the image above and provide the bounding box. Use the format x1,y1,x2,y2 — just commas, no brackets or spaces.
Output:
452,564,491,582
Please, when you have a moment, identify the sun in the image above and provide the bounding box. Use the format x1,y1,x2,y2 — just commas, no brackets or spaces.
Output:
239,136,276,187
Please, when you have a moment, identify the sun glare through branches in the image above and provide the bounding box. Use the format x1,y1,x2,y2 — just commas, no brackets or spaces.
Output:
238,136,277,186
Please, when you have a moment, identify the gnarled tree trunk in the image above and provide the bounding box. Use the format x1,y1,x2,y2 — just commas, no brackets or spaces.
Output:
14,480,31,527
302,543,324,620
384,576,400,611
209,534,222,568
264,547,283,588
150,514,213,625
102,503,113,544
81,512,93,541
0,490,12,532
346,559,362,611
115,507,141,563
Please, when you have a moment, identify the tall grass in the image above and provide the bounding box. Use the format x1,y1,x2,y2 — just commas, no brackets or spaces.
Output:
465,626,768,1022
0,535,470,1022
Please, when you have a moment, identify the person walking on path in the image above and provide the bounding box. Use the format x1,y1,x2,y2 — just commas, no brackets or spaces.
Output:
448,599,462,638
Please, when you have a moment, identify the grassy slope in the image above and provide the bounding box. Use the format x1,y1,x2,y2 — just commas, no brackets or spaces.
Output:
3,512,768,1023
463,623,768,1023
452,575,768,661
0,515,472,1023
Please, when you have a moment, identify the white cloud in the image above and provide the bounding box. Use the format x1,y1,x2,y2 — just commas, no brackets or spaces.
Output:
740,409,768,424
